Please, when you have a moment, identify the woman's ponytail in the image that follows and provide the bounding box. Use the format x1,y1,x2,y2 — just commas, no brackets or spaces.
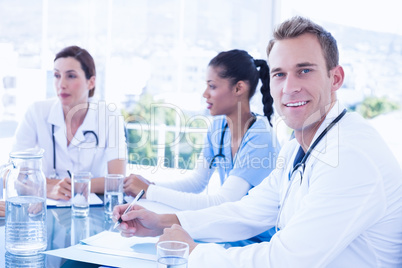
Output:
254,59,274,126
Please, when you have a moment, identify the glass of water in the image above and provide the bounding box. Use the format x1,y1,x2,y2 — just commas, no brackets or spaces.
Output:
71,172,91,217
157,241,189,268
104,174,124,217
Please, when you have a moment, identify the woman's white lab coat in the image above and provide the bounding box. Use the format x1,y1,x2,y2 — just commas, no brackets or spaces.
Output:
12,98,127,179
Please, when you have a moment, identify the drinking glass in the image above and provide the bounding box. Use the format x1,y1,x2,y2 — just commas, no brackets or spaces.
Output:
157,241,189,268
104,174,124,216
71,172,91,217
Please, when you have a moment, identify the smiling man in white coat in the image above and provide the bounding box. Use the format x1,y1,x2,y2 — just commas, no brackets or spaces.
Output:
113,16,402,267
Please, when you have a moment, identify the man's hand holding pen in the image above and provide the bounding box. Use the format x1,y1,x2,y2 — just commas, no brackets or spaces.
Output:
112,202,199,255
112,202,163,237
112,189,199,255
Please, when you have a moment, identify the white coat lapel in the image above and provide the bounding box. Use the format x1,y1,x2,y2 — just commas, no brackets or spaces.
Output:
46,100,74,177
47,100,68,153
72,101,98,149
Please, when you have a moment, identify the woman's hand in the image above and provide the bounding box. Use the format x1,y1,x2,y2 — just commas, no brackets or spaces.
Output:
159,224,199,254
123,174,153,198
46,177,71,200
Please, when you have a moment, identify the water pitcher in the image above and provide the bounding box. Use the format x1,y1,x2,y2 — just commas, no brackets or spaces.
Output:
0,148,47,255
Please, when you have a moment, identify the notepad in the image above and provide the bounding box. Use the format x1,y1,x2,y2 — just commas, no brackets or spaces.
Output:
46,193,103,207
82,231,158,257
44,231,158,267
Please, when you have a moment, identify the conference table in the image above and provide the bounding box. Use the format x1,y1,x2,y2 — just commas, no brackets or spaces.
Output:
0,196,172,268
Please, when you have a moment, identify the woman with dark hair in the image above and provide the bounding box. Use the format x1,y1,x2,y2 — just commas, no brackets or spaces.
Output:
124,49,279,214
11,45,126,200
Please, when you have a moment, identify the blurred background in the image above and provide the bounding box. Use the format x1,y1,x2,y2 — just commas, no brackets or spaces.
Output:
1,0,401,170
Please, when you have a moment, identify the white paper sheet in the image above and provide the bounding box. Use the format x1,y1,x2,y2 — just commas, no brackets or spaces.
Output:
44,199,180,267
81,230,158,256
44,231,158,267
46,193,103,207
44,244,156,268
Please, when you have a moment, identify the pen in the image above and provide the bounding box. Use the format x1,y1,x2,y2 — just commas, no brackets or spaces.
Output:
113,189,145,230
67,170,72,178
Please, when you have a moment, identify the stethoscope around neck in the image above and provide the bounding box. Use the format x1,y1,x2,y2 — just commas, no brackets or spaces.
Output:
275,108,347,232
208,115,257,170
208,123,228,169
50,124,98,179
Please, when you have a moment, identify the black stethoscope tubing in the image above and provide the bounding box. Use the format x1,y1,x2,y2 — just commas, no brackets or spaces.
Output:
51,124,99,172
208,123,228,169
276,108,347,231
208,116,257,169
290,108,347,183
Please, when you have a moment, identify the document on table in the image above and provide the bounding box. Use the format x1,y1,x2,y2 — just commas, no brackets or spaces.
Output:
82,231,158,258
46,193,103,207
44,200,180,267
44,231,158,268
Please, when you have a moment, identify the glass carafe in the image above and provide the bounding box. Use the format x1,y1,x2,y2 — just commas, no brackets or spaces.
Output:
5,251,46,268
1,148,47,255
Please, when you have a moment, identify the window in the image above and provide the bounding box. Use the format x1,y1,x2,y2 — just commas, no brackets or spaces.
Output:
1,0,401,167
